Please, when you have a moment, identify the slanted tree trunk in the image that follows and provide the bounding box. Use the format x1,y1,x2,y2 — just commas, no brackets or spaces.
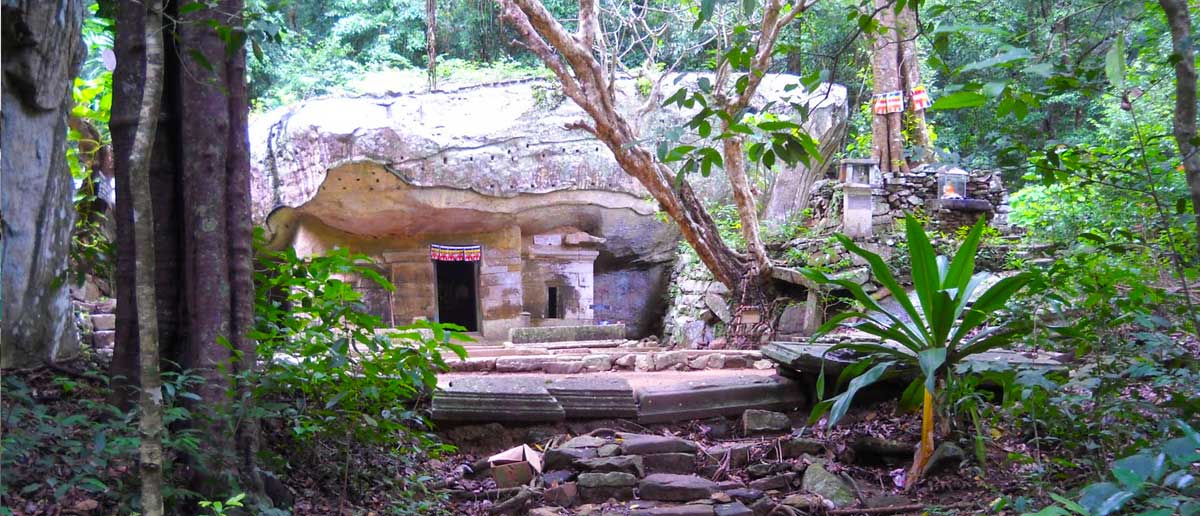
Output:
111,0,261,501
497,0,815,325
869,0,931,173
1158,0,1200,248
127,1,166,513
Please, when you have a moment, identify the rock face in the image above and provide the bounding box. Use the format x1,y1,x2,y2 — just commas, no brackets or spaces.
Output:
1,0,86,368
249,74,846,338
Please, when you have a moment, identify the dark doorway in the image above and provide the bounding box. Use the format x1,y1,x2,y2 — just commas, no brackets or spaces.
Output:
547,287,559,319
435,261,478,331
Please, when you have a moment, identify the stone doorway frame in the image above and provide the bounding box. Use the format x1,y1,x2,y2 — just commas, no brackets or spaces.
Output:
433,259,482,332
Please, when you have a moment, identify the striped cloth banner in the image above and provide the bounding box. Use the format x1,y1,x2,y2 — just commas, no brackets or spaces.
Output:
872,90,906,114
910,85,932,111
430,244,482,262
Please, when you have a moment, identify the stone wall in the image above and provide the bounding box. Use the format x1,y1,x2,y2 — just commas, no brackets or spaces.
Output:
808,164,1012,236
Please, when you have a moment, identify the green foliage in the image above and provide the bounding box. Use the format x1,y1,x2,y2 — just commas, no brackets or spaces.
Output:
1023,421,1200,516
802,216,1035,426
0,370,207,511
251,229,468,447
198,493,246,516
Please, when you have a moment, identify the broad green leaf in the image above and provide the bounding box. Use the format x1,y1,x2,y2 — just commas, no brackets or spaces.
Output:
1105,35,1125,90
917,347,947,393
1078,482,1135,516
962,47,1032,72
825,361,894,427
930,91,988,110
1047,493,1089,515
906,215,940,323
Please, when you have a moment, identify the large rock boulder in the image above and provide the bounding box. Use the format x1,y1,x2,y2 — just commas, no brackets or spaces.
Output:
249,74,846,336
1,0,86,368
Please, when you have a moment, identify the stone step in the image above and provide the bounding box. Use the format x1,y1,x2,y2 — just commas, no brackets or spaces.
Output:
637,374,806,424
509,324,626,344
431,376,565,422
547,377,638,419
446,349,766,373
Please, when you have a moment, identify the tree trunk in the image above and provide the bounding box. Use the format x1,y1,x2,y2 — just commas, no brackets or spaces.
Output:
110,0,260,501
869,0,930,172
427,0,437,90
0,0,85,369
869,0,907,174
1158,0,1200,248
128,2,166,513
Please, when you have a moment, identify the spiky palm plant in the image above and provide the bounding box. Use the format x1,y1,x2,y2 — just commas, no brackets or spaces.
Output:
802,214,1034,490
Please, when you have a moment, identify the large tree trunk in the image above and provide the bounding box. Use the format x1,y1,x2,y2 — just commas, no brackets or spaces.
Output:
111,0,260,501
869,0,930,172
128,1,166,513
0,0,85,369
1158,0,1200,248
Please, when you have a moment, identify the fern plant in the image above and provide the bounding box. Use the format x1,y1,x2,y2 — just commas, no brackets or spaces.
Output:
802,214,1035,489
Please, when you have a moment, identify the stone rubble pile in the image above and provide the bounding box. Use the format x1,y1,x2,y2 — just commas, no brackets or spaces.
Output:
458,409,969,515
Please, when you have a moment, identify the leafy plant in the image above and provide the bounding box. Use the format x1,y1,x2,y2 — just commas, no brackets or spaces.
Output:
198,492,245,516
1023,420,1200,516
802,214,1035,488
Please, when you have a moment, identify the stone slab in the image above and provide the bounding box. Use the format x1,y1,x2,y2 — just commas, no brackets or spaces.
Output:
637,375,806,424
547,376,638,419
431,376,565,422
510,324,626,344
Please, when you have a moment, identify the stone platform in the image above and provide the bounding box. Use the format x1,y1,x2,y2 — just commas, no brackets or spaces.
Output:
431,370,802,424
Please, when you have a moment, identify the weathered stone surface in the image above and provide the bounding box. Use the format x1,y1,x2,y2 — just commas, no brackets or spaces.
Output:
619,433,699,455
432,377,564,422
748,498,775,516
801,464,856,508
547,376,638,419
597,443,622,457
544,447,599,470
642,453,696,475
91,313,116,331
637,375,806,424
713,501,753,516
511,325,627,344
92,331,115,349
614,354,636,369
638,474,718,502
747,473,795,492
775,304,809,335
632,506,715,516
654,350,688,371
922,442,965,477
578,455,644,477
1,0,85,368
578,472,637,502
448,357,497,372
745,463,790,479
706,443,753,468
543,470,575,485
582,354,613,372
703,294,731,324
544,482,579,507
780,438,825,459
544,361,586,374
561,435,609,449
724,488,763,504
781,493,822,511
741,410,791,435
494,355,559,372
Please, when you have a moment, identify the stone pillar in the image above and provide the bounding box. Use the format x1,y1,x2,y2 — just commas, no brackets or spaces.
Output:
1,0,86,368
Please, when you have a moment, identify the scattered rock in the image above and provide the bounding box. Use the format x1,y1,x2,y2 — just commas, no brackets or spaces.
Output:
747,472,795,492
530,507,563,516
562,435,609,449
704,293,732,324
800,464,856,508
544,447,598,470
543,482,578,507
708,337,727,350
781,493,823,510
638,474,719,502
619,433,699,455
705,354,726,369
635,354,656,372
748,497,776,516
745,462,790,479
543,470,575,485
91,313,115,331
688,355,710,370
751,360,774,370
614,354,636,369
654,350,689,370
714,501,753,516
579,455,645,477
544,361,586,374
724,488,763,504
578,472,637,502
710,492,731,503
780,437,825,458
582,354,613,372
706,443,752,468
852,436,913,465
698,417,734,439
643,453,696,475
741,409,791,435
597,443,622,457
632,506,715,516
921,442,966,477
